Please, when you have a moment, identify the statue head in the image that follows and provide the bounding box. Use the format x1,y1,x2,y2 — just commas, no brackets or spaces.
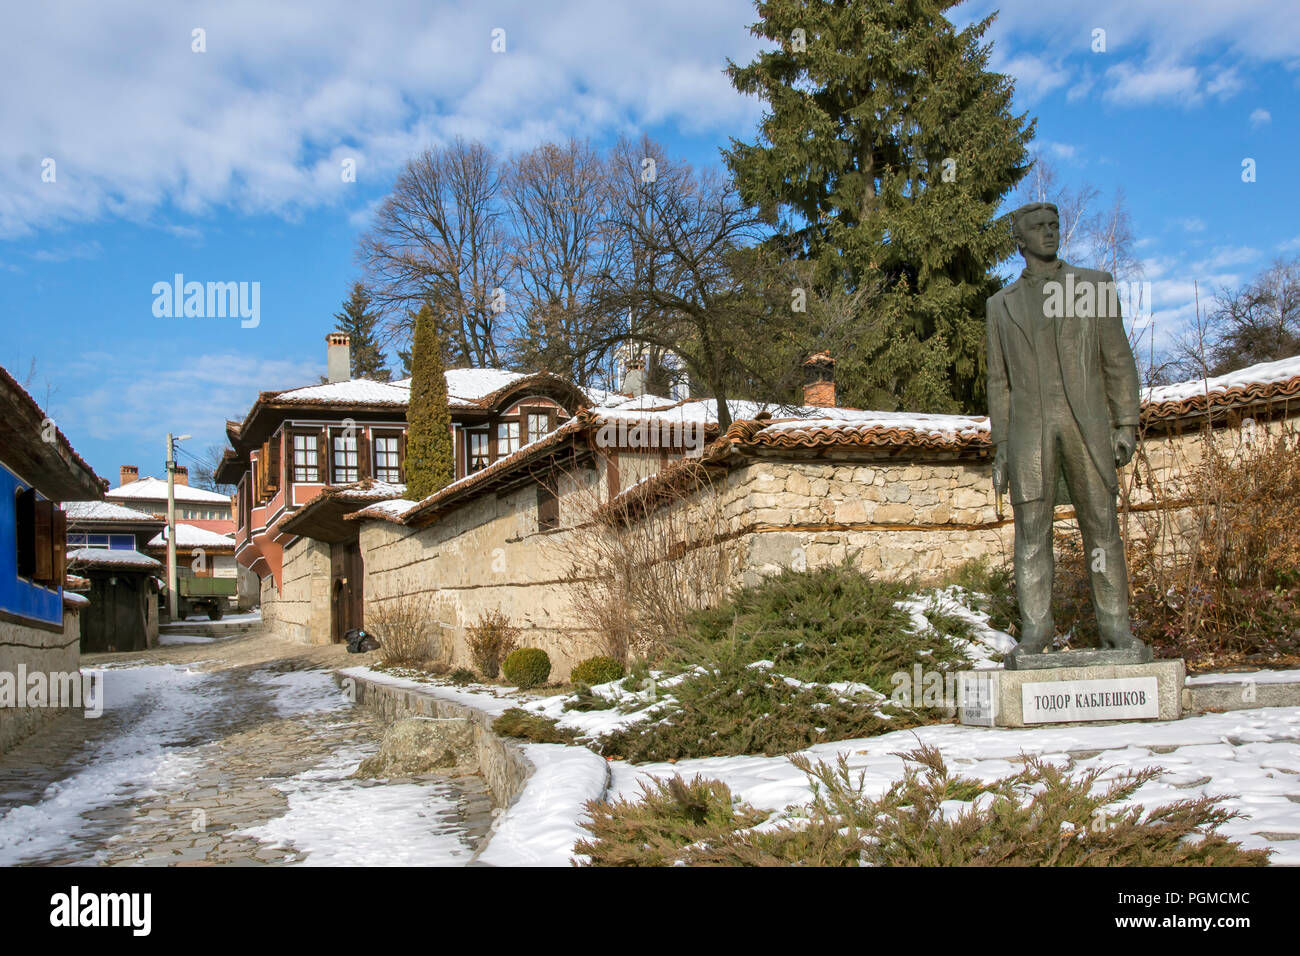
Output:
1010,202,1060,264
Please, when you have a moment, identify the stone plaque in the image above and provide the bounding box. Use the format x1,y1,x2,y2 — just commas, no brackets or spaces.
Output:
959,671,996,726
1021,676,1159,724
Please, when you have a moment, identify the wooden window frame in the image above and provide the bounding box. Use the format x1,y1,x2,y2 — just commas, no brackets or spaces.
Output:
372,429,403,484
291,431,320,483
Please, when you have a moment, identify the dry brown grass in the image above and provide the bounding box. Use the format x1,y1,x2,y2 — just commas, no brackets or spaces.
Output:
367,589,445,667
466,608,520,679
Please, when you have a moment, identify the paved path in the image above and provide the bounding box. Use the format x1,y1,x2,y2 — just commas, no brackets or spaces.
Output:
0,630,493,866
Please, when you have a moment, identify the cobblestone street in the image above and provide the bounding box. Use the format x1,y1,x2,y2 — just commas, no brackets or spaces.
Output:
0,630,494,866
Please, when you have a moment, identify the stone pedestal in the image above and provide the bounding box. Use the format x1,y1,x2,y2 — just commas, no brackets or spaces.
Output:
958,659,1184,728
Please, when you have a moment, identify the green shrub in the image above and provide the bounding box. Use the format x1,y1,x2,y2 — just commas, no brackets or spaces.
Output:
574,746,1271,867
678,561,964,693
595,659,933,762
574,775,767,866
562,687,617,712
570,656,625,687
941,557,1020,637
448,667,476,685
502,648,552,689
492,707,576,744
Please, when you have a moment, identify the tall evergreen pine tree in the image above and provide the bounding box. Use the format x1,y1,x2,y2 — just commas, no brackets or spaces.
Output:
725,0,1034,413
403,304,455,501
333,281,390,381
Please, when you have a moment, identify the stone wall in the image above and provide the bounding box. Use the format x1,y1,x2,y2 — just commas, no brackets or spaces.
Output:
714,459,1011,585
261,536,331,644
0,608,82,755
359,468,608,678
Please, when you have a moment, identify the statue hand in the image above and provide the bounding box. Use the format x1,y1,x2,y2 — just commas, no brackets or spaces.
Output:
1112,426,1137,467
992,443,1009,496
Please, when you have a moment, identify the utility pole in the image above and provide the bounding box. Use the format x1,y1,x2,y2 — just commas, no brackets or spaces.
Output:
165,433,191,620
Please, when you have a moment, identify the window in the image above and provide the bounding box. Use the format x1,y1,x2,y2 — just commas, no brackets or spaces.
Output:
68,533,134,550
332,431,358,483
14,490,64,586
374,434,401,483
526,412,551,444
467,431,490,473
497,420,520,458
293,433,319,482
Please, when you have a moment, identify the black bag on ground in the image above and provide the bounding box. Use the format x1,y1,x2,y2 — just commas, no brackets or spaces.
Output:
344,628,379,653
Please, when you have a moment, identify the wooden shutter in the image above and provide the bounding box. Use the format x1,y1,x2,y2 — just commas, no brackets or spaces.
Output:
15,488,36,578
317,427,330,482
33,499,54,584
52,507,67,585
397,431,407,483
357,428,371,481
266,434,281,492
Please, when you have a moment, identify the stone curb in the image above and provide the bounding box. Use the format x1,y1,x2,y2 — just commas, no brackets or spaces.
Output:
333,668,552,863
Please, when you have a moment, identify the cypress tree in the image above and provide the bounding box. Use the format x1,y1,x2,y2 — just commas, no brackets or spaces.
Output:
725,0,1035,413
333,281,389,381
404,304,455,501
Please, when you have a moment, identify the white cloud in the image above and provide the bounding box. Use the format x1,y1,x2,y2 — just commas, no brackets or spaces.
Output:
1250,107,1272,127
54,350,324,454
0,0,764,238
1103,62,1201,106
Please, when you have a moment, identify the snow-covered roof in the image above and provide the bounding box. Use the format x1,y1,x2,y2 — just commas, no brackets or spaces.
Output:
271,378,411,406
1143,355,1300,405
63,500,164,523
350,497,420,521
146,523,236,549
63,591,90,608
106,476,232,505
67,548,163,571
266,369,609,411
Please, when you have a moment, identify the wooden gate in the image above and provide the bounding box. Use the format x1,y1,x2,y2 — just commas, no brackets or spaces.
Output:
329,539,365,643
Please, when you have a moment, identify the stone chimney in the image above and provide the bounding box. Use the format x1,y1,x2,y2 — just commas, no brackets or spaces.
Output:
802,351,836,408
623,357,647,397
327,332,352,383
174,465,189,486
120,465,138,486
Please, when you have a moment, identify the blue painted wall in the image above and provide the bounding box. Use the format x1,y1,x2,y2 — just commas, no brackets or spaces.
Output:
0,461,63,626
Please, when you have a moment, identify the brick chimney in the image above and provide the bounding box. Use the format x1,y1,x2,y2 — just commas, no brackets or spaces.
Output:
327,332,352,383
174,465,189,486
802,351,836,408
120,465,138,486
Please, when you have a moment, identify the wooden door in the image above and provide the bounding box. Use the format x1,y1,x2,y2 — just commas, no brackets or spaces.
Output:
329,540,365,642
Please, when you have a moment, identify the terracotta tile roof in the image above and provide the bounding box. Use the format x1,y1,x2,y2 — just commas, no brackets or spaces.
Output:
1141,369,1300,424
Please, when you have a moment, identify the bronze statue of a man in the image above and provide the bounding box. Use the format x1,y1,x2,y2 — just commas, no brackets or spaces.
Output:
986,202,1149,667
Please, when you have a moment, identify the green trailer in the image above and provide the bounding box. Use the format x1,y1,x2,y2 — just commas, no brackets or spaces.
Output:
175,576,237,620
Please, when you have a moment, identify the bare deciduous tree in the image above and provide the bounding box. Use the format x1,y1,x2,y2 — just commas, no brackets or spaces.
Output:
359,138,511,368
503,139,617,386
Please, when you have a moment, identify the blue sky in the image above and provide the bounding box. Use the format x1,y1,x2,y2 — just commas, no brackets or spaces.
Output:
2,0,1297,486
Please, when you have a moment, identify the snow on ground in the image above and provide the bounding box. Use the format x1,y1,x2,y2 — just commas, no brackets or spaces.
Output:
158,632,219,646
0,665,217,864
604,705,1300,865
238,740,478,866
477,744,610,867
1186,668,1300,686
249,669,356,718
